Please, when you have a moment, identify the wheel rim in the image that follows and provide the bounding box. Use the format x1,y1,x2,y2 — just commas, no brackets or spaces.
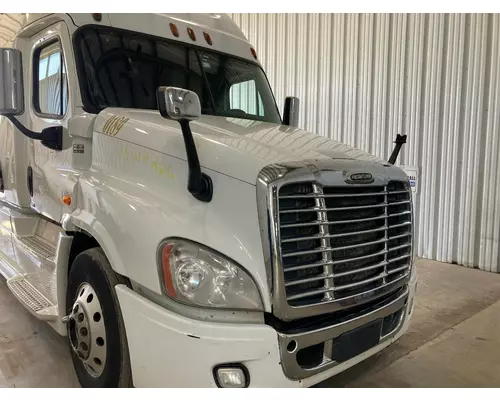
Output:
68,282,107,378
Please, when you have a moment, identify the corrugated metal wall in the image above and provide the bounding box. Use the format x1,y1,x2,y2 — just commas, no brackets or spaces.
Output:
0,14,23,46
229,13,500,272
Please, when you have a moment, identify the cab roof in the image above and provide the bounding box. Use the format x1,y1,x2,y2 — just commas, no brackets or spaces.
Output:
0,13,258,64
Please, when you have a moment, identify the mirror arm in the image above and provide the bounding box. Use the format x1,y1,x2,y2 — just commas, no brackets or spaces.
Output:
5,115,41,140
5,115,63,151
179,119,213,202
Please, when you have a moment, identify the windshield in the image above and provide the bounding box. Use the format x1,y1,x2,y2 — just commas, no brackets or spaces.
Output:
74,26,281,124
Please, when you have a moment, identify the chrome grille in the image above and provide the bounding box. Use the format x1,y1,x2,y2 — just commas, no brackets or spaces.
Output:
278,181,412,307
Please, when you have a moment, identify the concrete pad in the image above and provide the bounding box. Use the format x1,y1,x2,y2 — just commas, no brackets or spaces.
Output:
0,278,79,388
345,300,500,387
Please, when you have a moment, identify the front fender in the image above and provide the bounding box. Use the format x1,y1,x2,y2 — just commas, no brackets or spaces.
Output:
64,135,272,312
63,209,128,278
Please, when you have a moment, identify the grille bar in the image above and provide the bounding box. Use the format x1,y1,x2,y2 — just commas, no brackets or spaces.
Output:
278,180,412,307
388,243,411,252
331,237,389,252
335,260,389,278
280,210,412,228
331,249,389,265
284,253,411,275
279,190,410,199
389,221,412,230
287,271,410,300
285,260,389,286
388,254,412,264
283,237,392,258
387,265,411,275
284,260,335,272
281,226,389,243
334,273,386,292
281,222,411,243
388,233,412,241
281,192,385,199
282,248,330,258
280,203,392,213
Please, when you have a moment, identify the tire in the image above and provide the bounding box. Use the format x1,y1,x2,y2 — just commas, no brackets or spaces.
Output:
66,247,132,388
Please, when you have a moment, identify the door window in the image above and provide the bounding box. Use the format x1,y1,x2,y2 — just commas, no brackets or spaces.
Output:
34,40,68,117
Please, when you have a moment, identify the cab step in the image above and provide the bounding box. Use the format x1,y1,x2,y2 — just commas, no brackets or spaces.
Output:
7,274,58,321
16,234,57,263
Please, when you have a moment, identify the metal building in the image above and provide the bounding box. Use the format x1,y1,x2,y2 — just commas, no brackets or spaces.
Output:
229,13,500,273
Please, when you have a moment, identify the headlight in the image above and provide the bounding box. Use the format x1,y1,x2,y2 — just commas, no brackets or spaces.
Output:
158,239,263,310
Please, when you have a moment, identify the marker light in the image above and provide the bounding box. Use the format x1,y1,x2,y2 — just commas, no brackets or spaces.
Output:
203,32,213,45
169,23,179,37
161,243,177,297
250,47,257,60
91,13,102,22
62,195,72,206
187,27,196,41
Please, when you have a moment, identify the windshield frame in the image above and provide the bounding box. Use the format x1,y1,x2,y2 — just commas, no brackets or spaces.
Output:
72,24,282,123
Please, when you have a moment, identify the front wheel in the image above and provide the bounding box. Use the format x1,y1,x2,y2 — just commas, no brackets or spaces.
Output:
66,247,132,387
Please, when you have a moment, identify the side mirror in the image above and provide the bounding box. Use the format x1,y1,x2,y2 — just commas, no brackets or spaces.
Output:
283,96,299,127
0,48,25,116
156,87,212,202
41,126,66,151
0,49,67,151
157,86,201,121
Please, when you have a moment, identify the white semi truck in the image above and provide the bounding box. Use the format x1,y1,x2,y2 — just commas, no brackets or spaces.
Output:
0,13,417,388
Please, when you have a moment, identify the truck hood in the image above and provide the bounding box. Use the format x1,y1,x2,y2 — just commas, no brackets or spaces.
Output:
94,109,387,185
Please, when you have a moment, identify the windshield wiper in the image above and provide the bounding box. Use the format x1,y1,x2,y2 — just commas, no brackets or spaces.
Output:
195,50,216,114
124,55,150,97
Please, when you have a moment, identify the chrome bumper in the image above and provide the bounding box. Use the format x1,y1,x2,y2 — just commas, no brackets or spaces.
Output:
277,286,409,380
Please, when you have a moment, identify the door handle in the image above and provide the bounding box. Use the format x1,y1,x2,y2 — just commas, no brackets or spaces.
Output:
27,166,33,197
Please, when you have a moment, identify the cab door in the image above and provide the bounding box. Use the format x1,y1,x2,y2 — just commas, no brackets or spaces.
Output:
26,21,76,222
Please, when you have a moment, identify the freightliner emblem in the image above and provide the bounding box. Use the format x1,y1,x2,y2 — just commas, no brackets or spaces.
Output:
344,172,374,184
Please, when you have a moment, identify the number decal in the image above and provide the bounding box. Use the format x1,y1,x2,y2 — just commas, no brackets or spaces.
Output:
102,115,129,137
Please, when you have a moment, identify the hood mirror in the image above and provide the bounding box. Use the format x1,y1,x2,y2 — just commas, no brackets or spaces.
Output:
157,87,212,203
157,87,201,121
